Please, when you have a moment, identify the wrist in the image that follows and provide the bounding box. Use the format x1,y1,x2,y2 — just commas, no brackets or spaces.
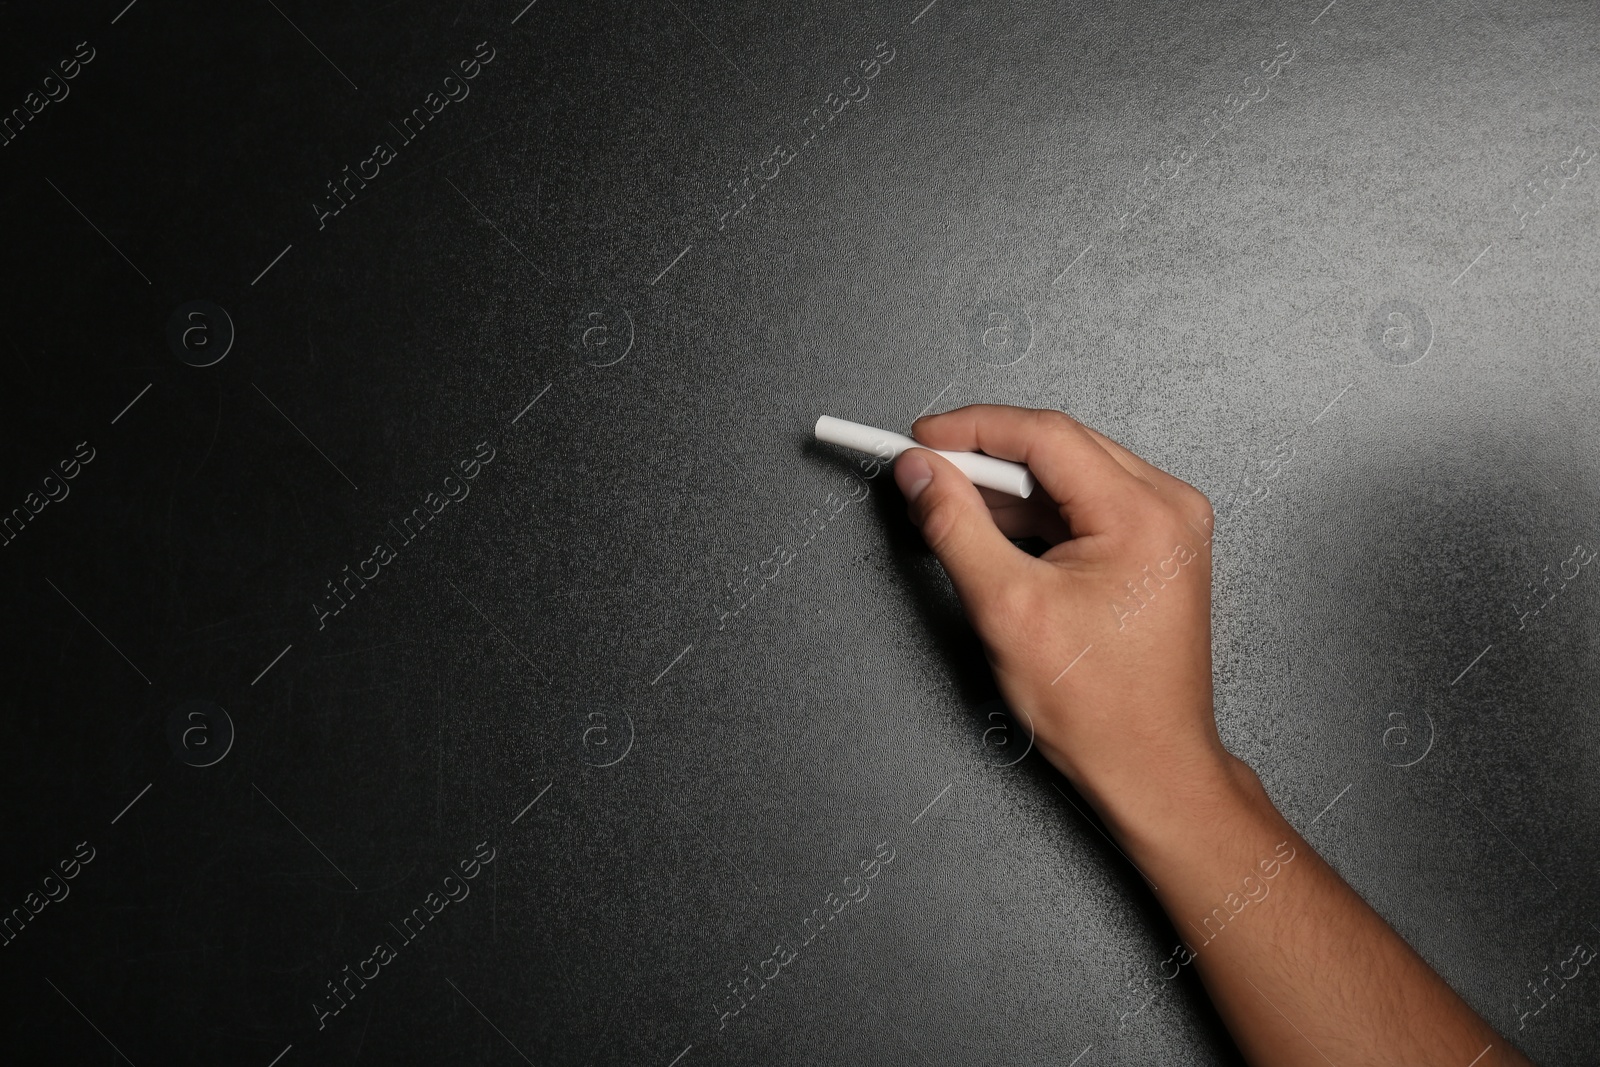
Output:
1091,750,1280,874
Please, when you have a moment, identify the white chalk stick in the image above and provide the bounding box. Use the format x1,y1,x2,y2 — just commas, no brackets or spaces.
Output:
815,415,1036,499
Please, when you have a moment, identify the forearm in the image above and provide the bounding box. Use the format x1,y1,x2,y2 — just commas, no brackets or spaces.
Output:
886,407,1536,1063
1103,756,1533,1067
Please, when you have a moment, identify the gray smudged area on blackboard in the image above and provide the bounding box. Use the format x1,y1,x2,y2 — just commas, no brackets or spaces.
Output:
1,0,1597,1063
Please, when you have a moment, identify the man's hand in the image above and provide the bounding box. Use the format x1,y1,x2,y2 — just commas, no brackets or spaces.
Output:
891,403,1534,1067
892,404,1244,842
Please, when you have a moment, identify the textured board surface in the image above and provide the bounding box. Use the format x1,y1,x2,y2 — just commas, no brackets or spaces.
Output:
2,0,1598,1064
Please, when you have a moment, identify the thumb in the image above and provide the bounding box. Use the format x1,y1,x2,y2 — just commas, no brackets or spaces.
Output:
894,447,1028,608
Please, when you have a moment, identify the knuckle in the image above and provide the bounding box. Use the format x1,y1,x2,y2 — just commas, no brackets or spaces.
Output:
1156,501,1197,542
1037,407,1080,435
1178,482,1215,533
1126,496,1189,556
1130,480,1173,520
1168,479,1213,524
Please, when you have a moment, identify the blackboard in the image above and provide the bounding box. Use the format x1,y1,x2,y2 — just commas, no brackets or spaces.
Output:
3,0,1597,1063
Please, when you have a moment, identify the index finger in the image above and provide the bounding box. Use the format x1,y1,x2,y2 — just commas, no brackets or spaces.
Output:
911,405,1152,538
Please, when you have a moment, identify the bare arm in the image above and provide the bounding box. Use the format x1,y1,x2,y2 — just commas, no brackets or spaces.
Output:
890,403,1533,1067
1118,757,1527,1066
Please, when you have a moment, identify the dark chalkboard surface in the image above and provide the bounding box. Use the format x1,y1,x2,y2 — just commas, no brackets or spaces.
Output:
3,0,1598,1063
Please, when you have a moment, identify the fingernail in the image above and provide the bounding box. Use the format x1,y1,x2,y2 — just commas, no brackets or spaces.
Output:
895,449,933,502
